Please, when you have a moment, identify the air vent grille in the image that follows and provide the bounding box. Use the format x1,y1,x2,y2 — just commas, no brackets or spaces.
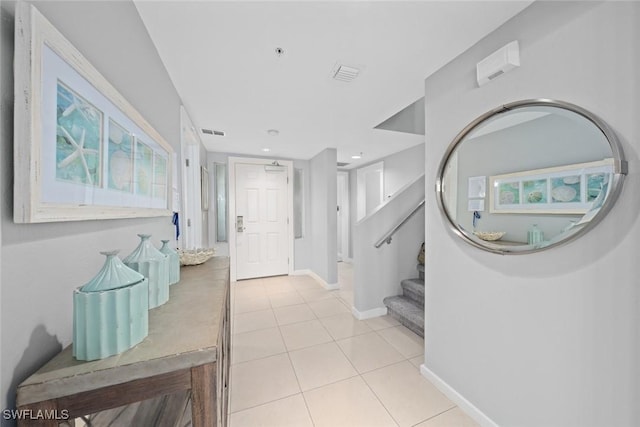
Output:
337,162,350,167
333,65,360,82
202,128,225,136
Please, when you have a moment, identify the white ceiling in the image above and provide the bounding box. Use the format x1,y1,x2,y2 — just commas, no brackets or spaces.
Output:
135,1,532,168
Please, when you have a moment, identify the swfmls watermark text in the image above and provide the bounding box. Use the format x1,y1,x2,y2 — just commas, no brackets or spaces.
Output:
3,409,70,421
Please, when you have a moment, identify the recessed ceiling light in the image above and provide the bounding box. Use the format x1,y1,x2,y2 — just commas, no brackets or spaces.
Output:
267,129,279,136
351,152,363,160
262,148,271,152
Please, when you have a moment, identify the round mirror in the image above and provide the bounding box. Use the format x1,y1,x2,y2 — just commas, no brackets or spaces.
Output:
436,99,627,254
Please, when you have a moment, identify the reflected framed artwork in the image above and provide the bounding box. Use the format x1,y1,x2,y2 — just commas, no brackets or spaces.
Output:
14,3,173,223
489,159,613,214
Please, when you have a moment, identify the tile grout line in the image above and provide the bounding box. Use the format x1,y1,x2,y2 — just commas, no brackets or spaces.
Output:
231,272,430,425
409,405,460,427
358,364,402,427
277,310,317,426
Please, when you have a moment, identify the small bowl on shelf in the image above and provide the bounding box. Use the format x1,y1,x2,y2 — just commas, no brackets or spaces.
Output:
177,248,216,266
473,231,506,241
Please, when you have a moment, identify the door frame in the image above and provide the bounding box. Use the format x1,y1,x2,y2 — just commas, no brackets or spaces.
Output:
229,157,294,282
180,106,202,249
337,171,350,262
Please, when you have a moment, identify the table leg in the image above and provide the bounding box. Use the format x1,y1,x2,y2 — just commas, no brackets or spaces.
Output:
191,362,217,426
16,400,59,427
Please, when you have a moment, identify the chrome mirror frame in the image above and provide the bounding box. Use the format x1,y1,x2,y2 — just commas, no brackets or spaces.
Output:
435,99,628,255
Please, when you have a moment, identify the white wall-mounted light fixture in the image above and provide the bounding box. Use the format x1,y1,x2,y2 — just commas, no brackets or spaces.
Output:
351,152,363,160
476,40,520,87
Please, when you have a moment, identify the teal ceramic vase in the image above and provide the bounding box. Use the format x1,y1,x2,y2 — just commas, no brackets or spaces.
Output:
527,224,544,245
123,234,170,309
159,239,180,285
73,250,149,361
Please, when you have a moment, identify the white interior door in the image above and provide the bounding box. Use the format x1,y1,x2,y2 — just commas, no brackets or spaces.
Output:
235,163,289,280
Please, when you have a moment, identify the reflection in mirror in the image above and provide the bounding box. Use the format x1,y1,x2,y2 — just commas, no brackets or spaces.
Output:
437,100,626,254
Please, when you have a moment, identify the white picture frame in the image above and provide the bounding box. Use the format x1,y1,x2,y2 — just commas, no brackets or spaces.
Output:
14,3,173,223
489,159,613,214
467,176,486,198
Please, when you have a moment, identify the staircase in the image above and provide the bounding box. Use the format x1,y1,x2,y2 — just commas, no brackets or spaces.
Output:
383,264,424,337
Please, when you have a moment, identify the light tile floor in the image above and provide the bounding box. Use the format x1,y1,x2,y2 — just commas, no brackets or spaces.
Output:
229,262,479,427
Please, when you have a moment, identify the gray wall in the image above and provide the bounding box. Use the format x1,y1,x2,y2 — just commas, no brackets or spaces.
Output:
353,175,424,313
309,148,337,284
424,2,639,426
0,1,182,421
375,97,425,136
348,142,425,258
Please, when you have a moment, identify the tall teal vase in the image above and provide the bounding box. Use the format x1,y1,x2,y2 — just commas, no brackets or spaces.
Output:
159,239,180,285
73,250,149,361
123,234,170,309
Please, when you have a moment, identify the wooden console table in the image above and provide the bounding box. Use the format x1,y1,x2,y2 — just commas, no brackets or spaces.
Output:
16,257,231,427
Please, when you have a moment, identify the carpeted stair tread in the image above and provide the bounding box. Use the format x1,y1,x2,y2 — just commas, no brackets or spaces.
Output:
400,278,425,307
383,295,424,338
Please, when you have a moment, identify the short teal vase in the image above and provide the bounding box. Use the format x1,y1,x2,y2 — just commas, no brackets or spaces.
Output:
73,250,149,361
123,234,170,309
159,240,180,285
527,224,544,245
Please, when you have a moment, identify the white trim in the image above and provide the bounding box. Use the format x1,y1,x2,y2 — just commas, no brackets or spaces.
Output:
229,157,294,282
351,306,387,320
293,269,339,290
340,257,353,264
180,106,203,249
420,364,499,427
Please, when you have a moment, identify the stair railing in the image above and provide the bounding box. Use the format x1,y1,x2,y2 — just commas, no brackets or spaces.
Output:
374,199,425,248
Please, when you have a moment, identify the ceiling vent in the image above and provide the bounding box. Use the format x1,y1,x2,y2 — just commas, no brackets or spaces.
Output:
337,162,350,167
333,64,360,82
202,128,225,136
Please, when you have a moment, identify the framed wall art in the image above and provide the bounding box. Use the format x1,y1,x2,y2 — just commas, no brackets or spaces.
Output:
14,3,173,223
489,158,613,214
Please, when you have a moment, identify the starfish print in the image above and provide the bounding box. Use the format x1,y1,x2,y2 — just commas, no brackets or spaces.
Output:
58,90,100,123
57,125,99,185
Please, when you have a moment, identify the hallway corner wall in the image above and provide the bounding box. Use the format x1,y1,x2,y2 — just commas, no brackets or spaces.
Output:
423,2,640,426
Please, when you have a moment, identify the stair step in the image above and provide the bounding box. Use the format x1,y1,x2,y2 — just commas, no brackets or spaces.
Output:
417,264,424,280
383,295,424,338
401,278,424,308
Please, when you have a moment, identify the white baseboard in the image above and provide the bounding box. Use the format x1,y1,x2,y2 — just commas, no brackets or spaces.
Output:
292,269,339,290
420,364,498,427
292,269,311,276
341,257,353,264
351,306,387,320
